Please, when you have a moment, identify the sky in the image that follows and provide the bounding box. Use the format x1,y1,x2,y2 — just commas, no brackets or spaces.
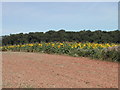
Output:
2,2,118,35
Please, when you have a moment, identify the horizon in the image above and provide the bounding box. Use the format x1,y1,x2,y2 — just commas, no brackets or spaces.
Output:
2,2,118,35
1,29,119,36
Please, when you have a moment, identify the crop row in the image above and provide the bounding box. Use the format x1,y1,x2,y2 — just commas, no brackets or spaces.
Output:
1,42,120,62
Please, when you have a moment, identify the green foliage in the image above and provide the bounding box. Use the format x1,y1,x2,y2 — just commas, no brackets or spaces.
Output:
100,50,120,62
2,42,120,62
2,30,120,46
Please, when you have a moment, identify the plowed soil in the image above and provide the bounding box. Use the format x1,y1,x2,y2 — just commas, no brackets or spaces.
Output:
2,52,118,88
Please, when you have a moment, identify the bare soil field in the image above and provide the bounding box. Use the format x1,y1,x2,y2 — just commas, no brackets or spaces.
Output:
2,52,118,88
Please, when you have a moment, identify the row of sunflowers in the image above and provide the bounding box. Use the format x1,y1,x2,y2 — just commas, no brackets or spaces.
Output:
1,42,119,49
1,42,120,62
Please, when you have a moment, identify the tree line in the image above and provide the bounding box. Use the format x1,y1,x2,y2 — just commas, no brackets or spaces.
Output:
2,30,120,45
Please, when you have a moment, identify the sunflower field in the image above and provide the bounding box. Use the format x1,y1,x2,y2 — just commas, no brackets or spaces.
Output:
1,42,120,62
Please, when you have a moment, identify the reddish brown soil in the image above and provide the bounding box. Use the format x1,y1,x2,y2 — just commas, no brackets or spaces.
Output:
2,52,118,88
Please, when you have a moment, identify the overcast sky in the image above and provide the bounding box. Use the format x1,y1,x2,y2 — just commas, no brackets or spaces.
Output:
2,2,118,35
